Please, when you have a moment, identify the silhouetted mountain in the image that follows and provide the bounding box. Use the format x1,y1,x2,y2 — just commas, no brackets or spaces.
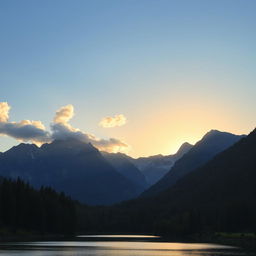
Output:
102,152,148,190
0,138,141,205
176,142,193,155
79,128,256,235
132,142,193,186
149,128,256,234
142,130,245,197
3,143,39,161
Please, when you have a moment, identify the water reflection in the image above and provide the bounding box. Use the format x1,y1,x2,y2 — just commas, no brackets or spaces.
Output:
77,234,160,238
0,235,250,256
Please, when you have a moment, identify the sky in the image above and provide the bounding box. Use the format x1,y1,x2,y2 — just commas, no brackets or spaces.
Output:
0,0,255,157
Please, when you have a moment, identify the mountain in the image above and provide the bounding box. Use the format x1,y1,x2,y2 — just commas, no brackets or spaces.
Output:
175,141,193,155
142,130,245,197
0,138,141,205
80,128,256,235
101,152,148,191
131,142,193,186
149,128,256,233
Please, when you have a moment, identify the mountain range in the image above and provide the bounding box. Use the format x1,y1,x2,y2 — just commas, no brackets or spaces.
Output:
142,130,245,197
147,128,256,233
131,142,193,186
80,128,256,235
0,139,143,205
0,129,247,208
101,151,148,190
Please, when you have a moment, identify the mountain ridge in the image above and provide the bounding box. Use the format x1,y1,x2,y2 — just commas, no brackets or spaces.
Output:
80,128,256,235
131,142,193,186
101,151,148,190
142,130,245,197
0,138,143,205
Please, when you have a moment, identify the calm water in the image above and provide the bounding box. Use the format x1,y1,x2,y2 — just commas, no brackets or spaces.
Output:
0,235,252,256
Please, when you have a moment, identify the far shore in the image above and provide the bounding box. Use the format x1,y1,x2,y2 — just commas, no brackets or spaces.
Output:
0,231,255,252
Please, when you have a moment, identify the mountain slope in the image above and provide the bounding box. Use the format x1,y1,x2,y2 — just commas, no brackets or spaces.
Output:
0,139,141,205
81,128,256,234
142,130,245,197
132,142,193,186
102,152,148,190
149,128,256,233
159,128,256,206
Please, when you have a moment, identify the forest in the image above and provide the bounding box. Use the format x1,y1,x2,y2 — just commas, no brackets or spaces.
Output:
0,178,77,237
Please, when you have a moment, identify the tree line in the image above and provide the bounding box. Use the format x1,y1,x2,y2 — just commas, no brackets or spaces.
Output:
0,177,77,236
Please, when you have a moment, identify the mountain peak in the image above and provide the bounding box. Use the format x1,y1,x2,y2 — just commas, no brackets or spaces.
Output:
142,129,244,197
3,143,39,161
40,138,98,155
6,143,38,154
201,130,231,140
204,129,224,137
176,142,193,155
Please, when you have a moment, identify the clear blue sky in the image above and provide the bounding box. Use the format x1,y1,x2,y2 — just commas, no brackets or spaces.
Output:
0,0,255,157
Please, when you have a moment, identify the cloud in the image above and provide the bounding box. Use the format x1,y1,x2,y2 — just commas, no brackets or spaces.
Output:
0,121,51,144
99,114,127,128
54,104,74,124
0,102,130,153
51,105,130,153
91,137,130,153
0,102,10,122
0,102,50,144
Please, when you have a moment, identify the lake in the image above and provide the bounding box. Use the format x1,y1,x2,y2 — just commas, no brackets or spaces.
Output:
0,235,252,256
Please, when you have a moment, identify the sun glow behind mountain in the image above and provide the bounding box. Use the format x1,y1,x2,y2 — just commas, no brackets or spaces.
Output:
0,99,253,158
0,0,255,157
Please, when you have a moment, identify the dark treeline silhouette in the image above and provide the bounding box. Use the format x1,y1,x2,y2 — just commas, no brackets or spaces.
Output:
77,129,256,237
0,177,77,236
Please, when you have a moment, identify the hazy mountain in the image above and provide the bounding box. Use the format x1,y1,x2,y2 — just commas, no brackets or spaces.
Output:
102,152,148,190
142,130,245,197
0,138,141,205
132,142,193,186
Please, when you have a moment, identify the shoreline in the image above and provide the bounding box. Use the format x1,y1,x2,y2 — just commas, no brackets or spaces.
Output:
159,233,256,252
0,232,255,252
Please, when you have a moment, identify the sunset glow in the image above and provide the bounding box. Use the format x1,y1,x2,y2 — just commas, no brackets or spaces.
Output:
0,0,255,157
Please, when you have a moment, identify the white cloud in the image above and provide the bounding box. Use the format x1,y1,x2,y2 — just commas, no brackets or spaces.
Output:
0,102,130,153
51,105,130,153
99,114,127,128
0,102,10,123
54,104,74,124
0,102,50,144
